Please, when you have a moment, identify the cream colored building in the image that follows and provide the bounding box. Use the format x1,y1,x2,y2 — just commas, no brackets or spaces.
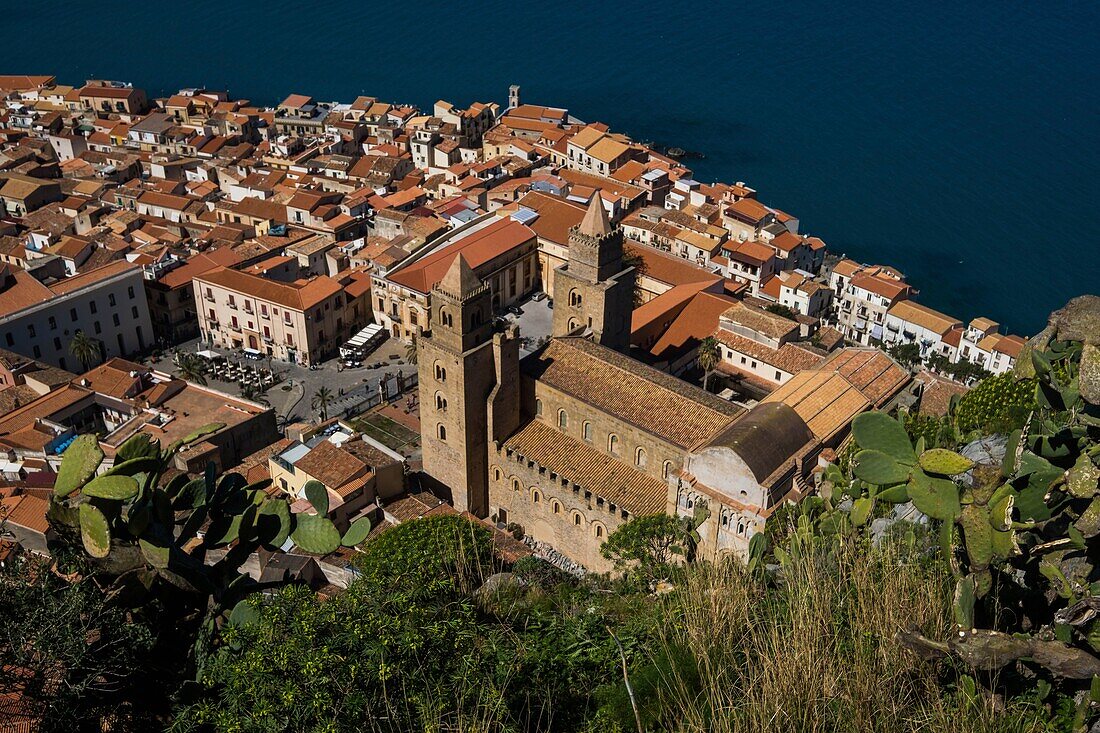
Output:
194,267,371,365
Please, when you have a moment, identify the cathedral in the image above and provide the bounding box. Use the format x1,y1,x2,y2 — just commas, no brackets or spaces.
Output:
417,197,859,571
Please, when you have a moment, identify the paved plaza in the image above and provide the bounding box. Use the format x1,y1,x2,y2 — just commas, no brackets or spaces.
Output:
146,336,418,426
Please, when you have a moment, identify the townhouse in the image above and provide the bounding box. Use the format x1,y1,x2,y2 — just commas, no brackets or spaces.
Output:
194,267,371,365
882,300,963,361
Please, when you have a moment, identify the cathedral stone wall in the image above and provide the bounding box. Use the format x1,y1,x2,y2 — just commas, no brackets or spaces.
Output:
488,439,630,573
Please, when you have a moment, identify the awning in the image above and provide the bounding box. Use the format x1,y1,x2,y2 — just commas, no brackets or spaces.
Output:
243,348,262,355
196,350,221,359
871,324,883,340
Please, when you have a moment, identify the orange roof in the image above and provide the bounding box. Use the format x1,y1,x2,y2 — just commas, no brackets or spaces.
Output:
849,273,911,301
388,218,534,294
0,267,53,315
647,291,740,361
49,261,140,296
0,493,50,534
195,268,343,311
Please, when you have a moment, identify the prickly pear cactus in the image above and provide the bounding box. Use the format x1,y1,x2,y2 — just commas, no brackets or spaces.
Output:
290,513,341,555
840,298,1100,697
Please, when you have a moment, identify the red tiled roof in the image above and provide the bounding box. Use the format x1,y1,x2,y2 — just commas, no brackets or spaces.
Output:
388,218,534,294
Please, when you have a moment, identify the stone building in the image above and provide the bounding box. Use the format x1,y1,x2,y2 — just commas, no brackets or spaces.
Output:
416,195,878,572
550,196,635,351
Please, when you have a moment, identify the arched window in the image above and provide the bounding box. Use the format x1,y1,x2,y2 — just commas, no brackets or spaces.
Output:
608,434,620,455
435,392,448,411
593,523,605,538
568,318,578,330
531,488,542,504
535,398,543,416
569,289,582,307
662,461,673,480
437,424,447,441
434,362,447,382
440,309,454,328
635,447,647,468
557,408,568,429
737,521,745,535
582,421,592,442
493,467,502,481
571,511,583,526
511,477,521,492
551,499,562,514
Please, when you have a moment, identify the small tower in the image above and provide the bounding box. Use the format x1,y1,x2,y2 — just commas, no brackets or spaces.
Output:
508,84,520,109
551,196,636,350
417,254,498,517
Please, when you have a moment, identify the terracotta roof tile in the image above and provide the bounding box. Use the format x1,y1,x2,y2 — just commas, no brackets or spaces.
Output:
525,337,741,449
503,421,665,515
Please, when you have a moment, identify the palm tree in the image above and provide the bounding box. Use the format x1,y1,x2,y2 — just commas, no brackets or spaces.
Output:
405,335,418,365
697,336,720,392
173,352,208,385
69,330,103,372
311,386,335,422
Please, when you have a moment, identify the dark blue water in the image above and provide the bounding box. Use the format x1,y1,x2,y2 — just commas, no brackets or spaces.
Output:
5,1,1098,334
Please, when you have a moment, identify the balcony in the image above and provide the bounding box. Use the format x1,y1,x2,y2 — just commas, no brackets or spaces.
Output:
227,302,238,310
204,294,215,303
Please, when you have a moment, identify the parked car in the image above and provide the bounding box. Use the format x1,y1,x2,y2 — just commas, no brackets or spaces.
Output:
532,292,548,302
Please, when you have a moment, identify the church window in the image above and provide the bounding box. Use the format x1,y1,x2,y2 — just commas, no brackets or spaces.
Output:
434,362,447,382
568,318,578,330
435,393,448,411
737,521,746,535
535,398,543,416
531,489,542,504
663,461,673,480
582,421,592,442
569,289,582,307
557,409,568,429
593,523,605,538
635,447,647,469
440,308,454,328
493,467,501,481
572,511,582,527
551,500,562,514
437,424,447,441
608,434,620,455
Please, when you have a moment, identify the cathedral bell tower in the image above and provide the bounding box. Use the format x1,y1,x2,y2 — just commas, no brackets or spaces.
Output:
551,195,636,350
417,254,498,516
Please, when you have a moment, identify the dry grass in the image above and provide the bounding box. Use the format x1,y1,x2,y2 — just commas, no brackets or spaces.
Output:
648,538,1049,733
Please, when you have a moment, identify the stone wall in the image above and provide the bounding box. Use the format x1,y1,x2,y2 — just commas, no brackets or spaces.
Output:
489,436,629,572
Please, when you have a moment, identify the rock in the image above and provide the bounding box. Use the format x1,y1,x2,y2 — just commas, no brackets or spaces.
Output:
960,435,1008,468
655,580,675,595
476,572,524,598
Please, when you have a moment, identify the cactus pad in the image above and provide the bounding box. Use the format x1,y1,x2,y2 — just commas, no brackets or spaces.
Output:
851,412,915,463
959,505,993,569
907,471,961,521
918,448,975,476
78,503,111,558
82,474,140,501
290,513,341,555
303,480,329,515
54,434,104,497
853,449,911,485
341,516,372,547
1067,454,1100,499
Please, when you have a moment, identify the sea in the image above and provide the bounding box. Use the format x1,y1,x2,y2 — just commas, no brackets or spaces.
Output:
4,0,1097,335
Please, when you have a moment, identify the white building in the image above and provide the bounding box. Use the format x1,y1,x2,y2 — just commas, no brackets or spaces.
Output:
0,261,154,371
